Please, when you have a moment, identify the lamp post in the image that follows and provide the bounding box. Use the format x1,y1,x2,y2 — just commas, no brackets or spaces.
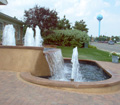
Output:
97,14,103,37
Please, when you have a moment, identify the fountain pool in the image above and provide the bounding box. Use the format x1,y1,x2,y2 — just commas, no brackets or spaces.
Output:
0,46,119,94
0,25,120,94
44,48,110,82
47,59,110,82
20,48,120,94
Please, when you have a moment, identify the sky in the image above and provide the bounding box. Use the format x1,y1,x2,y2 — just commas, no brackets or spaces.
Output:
0,0,120,37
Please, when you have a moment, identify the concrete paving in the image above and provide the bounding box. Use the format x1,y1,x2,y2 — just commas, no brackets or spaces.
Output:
90,42,120,53
0,61,120,105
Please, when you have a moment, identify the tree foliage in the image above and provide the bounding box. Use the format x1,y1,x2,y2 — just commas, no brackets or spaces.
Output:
95,35,110,41
73,20,89,33
57,15,71,30
24,5,58,33
95,35,120,42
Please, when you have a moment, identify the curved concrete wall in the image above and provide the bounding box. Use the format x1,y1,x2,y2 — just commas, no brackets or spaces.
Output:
0,46,51,76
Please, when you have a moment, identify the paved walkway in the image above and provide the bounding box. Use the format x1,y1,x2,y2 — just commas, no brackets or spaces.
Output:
90,42,120,53
0,61,120,105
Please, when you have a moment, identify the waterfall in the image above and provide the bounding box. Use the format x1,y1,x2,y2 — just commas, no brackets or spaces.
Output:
45,49,66,81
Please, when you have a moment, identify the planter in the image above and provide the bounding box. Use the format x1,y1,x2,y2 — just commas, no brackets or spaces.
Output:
112,55,119,63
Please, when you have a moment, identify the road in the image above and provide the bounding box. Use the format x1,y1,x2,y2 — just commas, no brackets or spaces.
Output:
90,42,120,53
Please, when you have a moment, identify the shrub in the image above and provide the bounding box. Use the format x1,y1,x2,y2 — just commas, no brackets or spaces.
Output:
42,30,55,37
109,51,120,57
88,45,97,49
43,29,90,48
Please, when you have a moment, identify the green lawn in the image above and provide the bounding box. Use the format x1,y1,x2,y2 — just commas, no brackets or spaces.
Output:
57,46,112,62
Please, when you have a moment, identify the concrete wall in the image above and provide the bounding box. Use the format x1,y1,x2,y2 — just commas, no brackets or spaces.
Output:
0,46,51,76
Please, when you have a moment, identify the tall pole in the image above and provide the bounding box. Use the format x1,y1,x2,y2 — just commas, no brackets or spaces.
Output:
97,14,103,37
98,20,101,37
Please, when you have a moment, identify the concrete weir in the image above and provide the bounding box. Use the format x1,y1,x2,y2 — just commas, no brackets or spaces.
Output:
0,45,51,76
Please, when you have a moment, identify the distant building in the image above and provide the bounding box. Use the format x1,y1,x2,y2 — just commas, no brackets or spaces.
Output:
0,12,24,45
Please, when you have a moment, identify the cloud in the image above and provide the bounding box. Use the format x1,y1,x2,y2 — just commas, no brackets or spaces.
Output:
0,0,120,36
0,0,111,21
115,0,120,7
103,2,110,7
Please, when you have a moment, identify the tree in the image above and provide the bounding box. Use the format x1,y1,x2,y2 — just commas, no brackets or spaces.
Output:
111,36,120,42
73,20,89,33
24,5,58,34
95,35,110,41
57,15,71,30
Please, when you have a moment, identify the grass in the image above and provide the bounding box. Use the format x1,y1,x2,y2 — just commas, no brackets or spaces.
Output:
57,46,112,62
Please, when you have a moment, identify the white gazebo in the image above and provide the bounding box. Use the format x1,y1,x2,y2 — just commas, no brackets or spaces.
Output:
0,0,8,5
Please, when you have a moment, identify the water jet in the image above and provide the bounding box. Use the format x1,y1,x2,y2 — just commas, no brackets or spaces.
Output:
2,24,16,46
34,26,43,47
24,27,35,46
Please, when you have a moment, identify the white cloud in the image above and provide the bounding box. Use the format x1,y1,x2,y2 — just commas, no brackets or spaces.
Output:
103,2,110,7
115,0,120,7
63,8,74,15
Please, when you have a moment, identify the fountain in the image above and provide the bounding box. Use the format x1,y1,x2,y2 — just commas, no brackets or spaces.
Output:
24,27,35,46
1,24,110,82
34,26,43,47
44,47,110,82
0,25,49,77
0,24,115,93
2,24,16,46
45,47,83,82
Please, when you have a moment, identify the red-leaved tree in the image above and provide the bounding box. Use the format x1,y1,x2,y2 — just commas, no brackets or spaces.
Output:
24,5,58,35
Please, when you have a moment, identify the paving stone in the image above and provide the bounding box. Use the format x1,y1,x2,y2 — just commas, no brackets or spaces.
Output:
0,61,120,105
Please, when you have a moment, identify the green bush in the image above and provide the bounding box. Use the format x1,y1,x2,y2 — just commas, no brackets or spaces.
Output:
88,45,97,49
54,30,89,42
43,29,90,48
42,30,55,37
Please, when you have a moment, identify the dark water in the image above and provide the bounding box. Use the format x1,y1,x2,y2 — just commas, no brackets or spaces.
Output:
63,60,110,82
42,61,110,82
